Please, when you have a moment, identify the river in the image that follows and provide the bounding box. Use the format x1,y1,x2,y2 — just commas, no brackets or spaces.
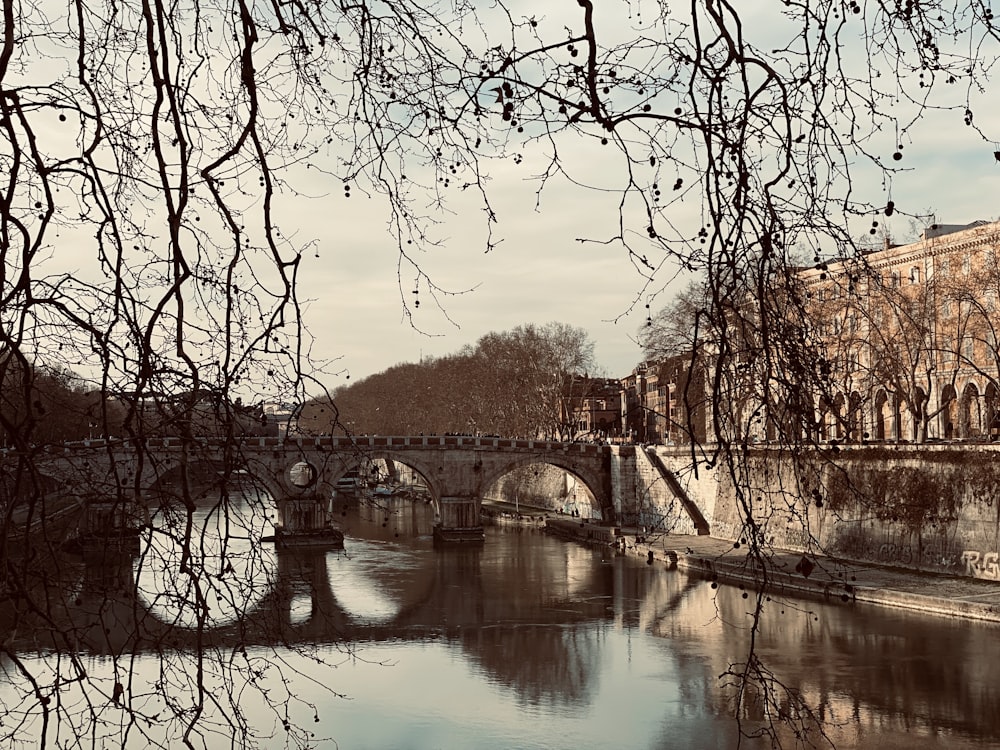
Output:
3,494,1000,749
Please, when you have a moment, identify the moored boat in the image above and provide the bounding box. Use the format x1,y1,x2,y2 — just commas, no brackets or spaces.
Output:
262,524,345,549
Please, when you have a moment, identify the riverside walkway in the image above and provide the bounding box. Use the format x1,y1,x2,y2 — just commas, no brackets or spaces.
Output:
545,518,1000,623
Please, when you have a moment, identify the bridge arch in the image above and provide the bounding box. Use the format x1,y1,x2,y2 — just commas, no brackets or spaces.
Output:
14,435,614,544
325,451,440,497
143,457,285,511
478,454,610,519
326,450,443,526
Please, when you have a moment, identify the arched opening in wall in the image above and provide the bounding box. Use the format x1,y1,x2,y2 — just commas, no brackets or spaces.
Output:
764,393,802,443
987,382,1000,441
765,411,777,443
775,394,802,442
874,390,888,441
848,392,863,442
831,393,846,441
482,463,600,521
289,460,316,488
817,396,831,442
146,460,275,513
960,382,982,439
941,384,958,440
795,394,818,443
331,456,437,542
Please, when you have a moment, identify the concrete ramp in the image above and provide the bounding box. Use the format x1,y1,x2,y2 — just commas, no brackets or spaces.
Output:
644,449,710,535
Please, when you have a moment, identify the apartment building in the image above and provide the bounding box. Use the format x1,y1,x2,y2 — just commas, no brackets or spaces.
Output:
561,376,622,440
799,219,1000,442
617,356,712,445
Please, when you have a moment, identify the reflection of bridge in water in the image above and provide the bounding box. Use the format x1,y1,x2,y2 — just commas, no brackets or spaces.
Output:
6,435,614,544
6,511,705,659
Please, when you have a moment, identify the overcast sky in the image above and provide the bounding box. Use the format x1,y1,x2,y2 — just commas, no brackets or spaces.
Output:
290,143,670,384
268,2,1000,390
14,3,994,395
288,94,1000,389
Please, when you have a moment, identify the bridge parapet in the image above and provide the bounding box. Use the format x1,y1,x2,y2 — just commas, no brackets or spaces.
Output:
3,436,614,545
3,434,610,456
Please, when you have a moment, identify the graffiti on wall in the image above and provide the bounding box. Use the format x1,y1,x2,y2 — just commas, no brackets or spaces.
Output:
833,532,961,571
781,527,810,550
962,551,1000,580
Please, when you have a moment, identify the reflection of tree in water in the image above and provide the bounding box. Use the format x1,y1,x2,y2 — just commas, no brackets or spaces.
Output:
459,624,599,709
455,554,703,712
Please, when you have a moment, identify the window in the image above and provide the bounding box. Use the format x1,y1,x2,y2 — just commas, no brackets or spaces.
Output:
964,338,975,361
963,254,972,275
942,297,952,317
910,265,921,284
940,258,951,276
890,270,901,288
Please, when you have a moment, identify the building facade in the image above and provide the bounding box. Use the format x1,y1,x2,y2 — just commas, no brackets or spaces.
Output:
617,356,712,445
561,376,622,441
800,219,1000,443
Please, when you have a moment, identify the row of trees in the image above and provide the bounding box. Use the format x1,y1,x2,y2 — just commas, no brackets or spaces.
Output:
0,354,276,448
0,354,109,446
301,322,598,440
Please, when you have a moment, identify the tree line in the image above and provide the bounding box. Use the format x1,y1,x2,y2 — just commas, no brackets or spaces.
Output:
299,322,598,440
0,353,271,448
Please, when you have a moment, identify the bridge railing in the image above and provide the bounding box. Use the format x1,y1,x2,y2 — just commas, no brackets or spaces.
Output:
1,435,611,457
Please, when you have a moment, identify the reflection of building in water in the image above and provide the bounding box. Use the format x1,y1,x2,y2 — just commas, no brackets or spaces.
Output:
651,578,1000,746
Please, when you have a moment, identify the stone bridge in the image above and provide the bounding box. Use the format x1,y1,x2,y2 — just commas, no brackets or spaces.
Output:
3,435,614,543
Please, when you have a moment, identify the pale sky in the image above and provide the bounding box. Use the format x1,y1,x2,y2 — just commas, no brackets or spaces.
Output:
273,2,1000,390
14,2,1000,396
291,100,1000,389
291,145,671,384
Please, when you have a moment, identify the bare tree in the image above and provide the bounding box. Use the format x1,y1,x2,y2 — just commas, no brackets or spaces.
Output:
3,0,1000,747
322,322,596,439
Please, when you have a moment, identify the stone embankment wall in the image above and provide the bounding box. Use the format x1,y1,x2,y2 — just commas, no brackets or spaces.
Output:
476,444,1000,581
649,445,1000,581
610,446,700,535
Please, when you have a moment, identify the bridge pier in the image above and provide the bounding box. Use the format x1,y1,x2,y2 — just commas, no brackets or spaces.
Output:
64,493,144,558
269,495,344,549
433,495,485,544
